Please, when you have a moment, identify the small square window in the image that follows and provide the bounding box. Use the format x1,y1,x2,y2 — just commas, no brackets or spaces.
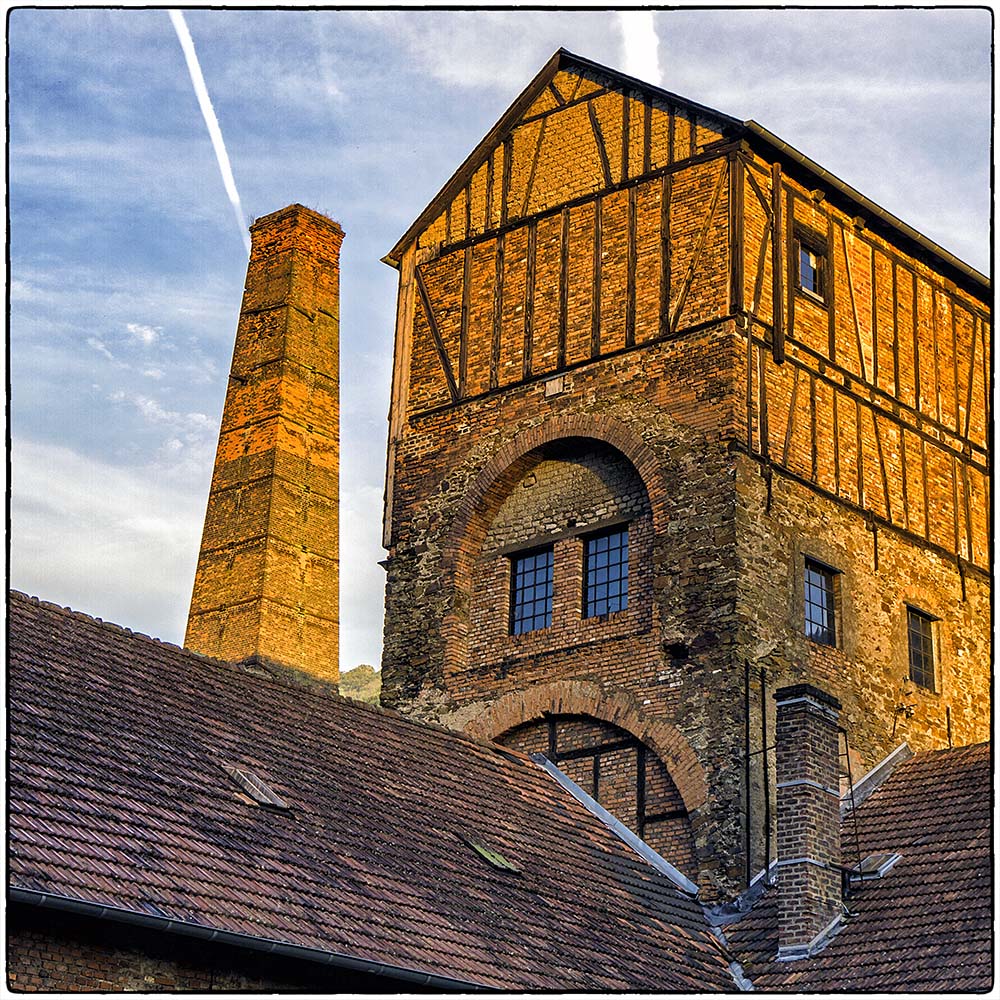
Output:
804,558,837,646
907,607,936,691
510,547,553,634
584,528,628,618
795,229,827,303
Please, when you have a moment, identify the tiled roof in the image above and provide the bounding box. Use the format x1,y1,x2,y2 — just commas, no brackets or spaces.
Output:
7,591,735,991
725,741,992,991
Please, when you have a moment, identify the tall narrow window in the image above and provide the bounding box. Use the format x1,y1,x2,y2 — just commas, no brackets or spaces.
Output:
795,227,827,303
907,607,936,691
511,547,553,634
804,559,837,646
584,527,629,618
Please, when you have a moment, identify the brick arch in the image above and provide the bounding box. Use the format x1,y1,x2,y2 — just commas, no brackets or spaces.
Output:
438,414,668,674
464,680,708,815
446,413,669,573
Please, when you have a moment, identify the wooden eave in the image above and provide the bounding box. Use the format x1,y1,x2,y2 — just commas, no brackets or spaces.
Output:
384,49,989,305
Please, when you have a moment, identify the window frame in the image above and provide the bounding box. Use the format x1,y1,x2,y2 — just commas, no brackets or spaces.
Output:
906,605,938,692
509,544,554,635
803,557,839,647
582,525,630,620
794,225,829,305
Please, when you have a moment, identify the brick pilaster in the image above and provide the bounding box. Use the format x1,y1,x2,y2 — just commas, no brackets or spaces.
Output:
186,205,343,683
773,683,842,960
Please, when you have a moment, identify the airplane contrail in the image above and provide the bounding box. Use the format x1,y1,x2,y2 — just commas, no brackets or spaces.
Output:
168,9,251,255
618,11,662,85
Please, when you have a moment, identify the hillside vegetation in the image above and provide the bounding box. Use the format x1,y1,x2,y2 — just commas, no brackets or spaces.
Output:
340,664,381,705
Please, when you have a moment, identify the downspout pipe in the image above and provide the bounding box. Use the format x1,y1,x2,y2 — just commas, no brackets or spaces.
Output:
10,888,490,992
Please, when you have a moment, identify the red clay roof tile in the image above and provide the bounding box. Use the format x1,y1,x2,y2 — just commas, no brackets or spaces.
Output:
8,590,735,991
725,741,991,990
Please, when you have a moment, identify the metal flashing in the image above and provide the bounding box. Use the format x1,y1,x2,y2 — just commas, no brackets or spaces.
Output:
706,860,778,927
530,752,699,897
774,912,845,963
841,742,913,815
750,858,779,889
771,693,840,719
774,856,835,873
776,778,840,796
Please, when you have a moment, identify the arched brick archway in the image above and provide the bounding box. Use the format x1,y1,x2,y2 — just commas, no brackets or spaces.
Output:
464,679,707,816
439,414,669,673
444,413,670,578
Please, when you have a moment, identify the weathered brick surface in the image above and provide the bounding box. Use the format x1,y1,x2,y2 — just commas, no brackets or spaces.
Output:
382,331,743,896
773,685,842,954
380,54,990,900
7,906,383,992
186,204,342,683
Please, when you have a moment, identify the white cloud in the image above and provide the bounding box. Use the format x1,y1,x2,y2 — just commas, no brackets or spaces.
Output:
108,390,213,446
126,322,161,347
87,337,116,361
9,278,44,303
10,438,209,646
362,11,573,91
10,434,386,674
619,12,661,85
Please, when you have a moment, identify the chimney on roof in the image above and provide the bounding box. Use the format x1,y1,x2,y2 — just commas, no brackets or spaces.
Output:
773,683,843,961
185,204,343,684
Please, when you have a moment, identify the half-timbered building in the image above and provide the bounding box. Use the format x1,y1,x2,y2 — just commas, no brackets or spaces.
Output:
378,49,991,899
8,48,991,991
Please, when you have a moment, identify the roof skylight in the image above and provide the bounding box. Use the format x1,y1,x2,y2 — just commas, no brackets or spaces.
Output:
224,765,292,812
850,852,901,881
457,833,521,872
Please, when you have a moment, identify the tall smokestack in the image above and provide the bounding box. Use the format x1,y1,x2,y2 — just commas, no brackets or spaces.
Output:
773,684,843,960
186,204,343,683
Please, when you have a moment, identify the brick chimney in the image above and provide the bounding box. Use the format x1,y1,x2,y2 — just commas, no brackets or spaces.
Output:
186,205,343,684
773,683,843,960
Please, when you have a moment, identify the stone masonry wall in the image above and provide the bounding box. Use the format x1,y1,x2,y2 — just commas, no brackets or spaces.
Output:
736,453,990,875
381,321,745,896
732,148,990,877
737,456,989,760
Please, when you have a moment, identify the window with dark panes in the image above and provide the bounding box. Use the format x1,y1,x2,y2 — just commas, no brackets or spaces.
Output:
510,547,554,634
795,227,827,302
584,527,629,618
907,607,936,691
804,558,837,646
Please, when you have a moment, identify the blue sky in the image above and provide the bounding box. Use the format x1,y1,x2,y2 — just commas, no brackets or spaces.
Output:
8,8,991,672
